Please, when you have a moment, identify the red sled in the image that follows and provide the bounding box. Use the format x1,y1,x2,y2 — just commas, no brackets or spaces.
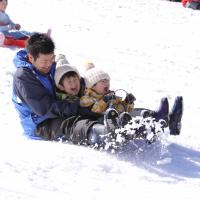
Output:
0,32,28,48
3,36,28,48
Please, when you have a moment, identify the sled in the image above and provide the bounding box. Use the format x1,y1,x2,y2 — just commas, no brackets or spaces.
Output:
1,35,28,48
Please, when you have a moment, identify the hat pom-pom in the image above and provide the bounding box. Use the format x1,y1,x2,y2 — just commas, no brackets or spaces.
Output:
84,62,95,71
55,54,66,62
55,54,69,67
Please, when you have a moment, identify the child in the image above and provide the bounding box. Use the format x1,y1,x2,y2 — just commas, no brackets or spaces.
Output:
0,0,49,46
0,0,21,32
54,54,84,101
80,63,136,131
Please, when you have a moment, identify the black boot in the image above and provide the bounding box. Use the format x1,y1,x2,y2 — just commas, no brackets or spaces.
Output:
169,96,183,135
104,108,119,133
153,97,169,123
118,112,132,127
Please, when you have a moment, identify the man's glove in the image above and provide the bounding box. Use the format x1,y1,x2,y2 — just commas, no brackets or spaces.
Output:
102,92,115,103
125,93,136,104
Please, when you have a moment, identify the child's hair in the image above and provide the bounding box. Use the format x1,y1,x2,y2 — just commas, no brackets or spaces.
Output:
59,71,79,86
26,33,55,60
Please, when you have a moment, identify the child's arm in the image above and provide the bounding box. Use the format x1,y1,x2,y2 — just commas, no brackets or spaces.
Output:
80,95,108,114
0,12,20,31
80,95,96,108
91,99,108,113
112,93,135,113
7,16,20,30
0,24,12,32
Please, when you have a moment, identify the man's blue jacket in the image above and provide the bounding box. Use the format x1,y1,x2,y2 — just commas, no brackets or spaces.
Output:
12,50,79,139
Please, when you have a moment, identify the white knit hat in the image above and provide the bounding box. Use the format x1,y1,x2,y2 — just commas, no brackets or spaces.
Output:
54,54,80,87
84,62,110,88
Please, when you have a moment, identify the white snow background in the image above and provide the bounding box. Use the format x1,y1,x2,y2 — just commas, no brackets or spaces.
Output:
0,0,200,199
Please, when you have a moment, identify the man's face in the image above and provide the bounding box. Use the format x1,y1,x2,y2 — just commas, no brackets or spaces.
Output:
28,53,55,74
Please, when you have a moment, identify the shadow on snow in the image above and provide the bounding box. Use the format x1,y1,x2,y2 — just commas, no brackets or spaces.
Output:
115,140,200,181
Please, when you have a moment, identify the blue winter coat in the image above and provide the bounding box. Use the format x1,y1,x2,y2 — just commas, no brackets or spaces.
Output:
0,11,15,32
12,50,79,139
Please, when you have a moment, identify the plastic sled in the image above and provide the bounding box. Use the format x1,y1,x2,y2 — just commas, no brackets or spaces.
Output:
0,33,28,48
3,36,28,48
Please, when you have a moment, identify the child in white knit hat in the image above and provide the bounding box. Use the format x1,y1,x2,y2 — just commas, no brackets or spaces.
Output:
80,62,136,130
80,62,135,114
54,54,83,102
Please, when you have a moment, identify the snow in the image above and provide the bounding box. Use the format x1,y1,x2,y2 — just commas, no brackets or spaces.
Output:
0,0,200,199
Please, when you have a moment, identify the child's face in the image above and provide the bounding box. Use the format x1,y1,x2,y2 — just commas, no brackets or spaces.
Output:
0,0,7,12
92,79,110,95
59,75,80,96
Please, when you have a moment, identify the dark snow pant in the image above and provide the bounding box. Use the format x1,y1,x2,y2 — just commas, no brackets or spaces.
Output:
36,116,101,144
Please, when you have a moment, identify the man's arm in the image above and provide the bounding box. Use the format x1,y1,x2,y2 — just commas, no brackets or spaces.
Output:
13,67,79,118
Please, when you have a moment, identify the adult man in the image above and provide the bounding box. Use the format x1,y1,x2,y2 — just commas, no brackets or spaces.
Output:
12,33,105,145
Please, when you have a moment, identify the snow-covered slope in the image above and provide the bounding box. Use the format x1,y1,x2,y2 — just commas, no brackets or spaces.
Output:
0,0,200,199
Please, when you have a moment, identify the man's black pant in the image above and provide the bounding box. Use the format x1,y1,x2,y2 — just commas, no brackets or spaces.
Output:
36,116,99,145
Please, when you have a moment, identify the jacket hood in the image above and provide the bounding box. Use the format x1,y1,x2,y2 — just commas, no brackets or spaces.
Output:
13,50,56,75
13,49,33,69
